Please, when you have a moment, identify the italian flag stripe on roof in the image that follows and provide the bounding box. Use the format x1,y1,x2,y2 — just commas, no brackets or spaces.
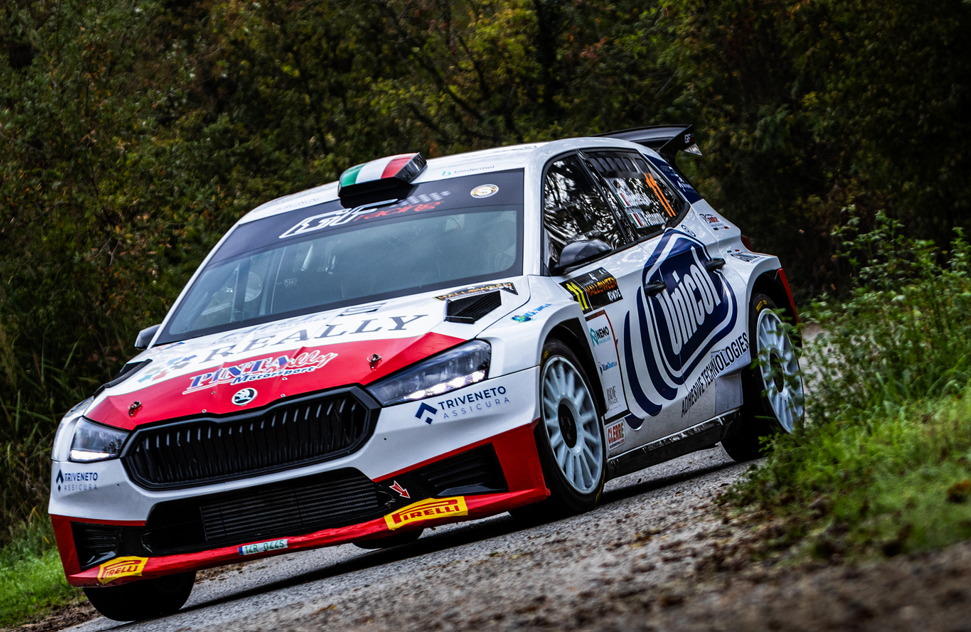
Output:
341,154,418,187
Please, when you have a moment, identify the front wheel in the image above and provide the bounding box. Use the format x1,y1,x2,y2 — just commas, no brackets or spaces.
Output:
722,293,805,462
514,340,606,520
83,571,195,622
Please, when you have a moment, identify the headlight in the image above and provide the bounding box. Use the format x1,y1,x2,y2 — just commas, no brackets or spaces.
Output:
368,340,491,406
70,419,130,462
52,397,93,461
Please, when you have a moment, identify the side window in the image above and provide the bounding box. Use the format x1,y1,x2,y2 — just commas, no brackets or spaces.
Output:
587,151,687,240
542,155,625,269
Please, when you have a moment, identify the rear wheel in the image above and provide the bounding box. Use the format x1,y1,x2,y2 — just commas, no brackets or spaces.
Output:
83,571,195,622
514,340,606,521
722,293,804,462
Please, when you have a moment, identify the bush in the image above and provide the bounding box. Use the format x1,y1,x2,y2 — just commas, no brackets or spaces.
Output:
729,212,971,559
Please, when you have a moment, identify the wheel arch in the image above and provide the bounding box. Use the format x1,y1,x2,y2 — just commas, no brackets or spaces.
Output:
751,271,798,332
543,319,608,418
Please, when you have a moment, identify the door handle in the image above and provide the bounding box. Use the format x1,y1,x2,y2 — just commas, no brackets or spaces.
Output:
643,280,666,296
705,258,726,272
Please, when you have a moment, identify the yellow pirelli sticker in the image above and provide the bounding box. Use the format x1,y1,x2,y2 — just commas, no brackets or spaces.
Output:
97,556,148,585
384,496,468,530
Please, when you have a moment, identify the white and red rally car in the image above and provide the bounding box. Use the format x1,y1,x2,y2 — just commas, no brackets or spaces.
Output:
50,126,803,621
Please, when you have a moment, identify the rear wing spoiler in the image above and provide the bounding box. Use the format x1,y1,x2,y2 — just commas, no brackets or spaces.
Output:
595,125,702,164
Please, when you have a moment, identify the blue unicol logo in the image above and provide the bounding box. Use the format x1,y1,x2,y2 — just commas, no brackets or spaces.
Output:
623,231,737,418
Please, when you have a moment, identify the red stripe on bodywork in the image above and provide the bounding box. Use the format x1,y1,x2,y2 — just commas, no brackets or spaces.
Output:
85,332,465,430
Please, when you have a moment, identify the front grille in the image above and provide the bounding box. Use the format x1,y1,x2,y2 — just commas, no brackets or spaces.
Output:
140,469,388,555
123,388,377,490
416,445,507,496
72,523,122,569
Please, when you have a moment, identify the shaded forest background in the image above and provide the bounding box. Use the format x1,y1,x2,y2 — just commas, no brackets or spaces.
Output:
1,0,970,538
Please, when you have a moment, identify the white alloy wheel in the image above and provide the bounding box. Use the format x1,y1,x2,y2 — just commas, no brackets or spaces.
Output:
540,355,604,494
755,309,804,432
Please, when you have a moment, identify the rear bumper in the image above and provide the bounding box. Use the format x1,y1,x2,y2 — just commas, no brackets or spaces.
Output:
52,422,547,587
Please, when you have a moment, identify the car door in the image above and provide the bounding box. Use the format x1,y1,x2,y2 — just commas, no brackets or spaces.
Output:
583,150,740,449
542,153,659,457
578,150,692,449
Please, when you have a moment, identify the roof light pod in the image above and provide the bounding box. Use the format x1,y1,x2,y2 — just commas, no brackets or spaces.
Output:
338,153,427,208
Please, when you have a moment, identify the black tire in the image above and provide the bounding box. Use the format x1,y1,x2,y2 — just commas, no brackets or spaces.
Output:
722,293,805,462
353,528,424,550
83,571,195,622
513,340,607,521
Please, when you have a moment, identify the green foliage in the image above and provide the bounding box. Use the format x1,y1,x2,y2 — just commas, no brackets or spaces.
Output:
810,210,971,423
0,509,81,627
730,215,971,559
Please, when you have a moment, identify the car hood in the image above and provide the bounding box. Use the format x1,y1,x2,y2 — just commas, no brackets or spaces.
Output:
86,280,527,430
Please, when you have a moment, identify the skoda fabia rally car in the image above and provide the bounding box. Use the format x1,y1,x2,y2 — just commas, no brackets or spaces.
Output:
49,126,804,621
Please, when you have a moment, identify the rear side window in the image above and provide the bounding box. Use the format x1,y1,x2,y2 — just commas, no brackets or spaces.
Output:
542,155,624,269
586,151,686,240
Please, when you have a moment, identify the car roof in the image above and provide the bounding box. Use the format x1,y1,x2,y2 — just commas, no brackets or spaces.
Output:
239,137,654,224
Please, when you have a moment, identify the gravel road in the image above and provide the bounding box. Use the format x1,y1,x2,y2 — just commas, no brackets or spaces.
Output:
39,437,971,632
65,447,747,632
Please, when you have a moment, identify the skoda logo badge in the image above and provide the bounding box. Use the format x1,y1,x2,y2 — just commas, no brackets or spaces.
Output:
232,388,257,406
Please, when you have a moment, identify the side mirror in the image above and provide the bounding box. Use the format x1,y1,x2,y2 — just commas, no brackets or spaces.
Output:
552,239,612,274
134,324,161,350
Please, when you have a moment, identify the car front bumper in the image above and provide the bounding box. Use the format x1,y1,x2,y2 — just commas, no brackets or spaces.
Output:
50,368,547,587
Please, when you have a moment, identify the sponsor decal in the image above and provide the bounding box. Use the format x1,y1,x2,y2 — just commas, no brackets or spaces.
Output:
184,350,338,394
586,313,628,419
415,402,438,424
726,248,762,263
232,387,258,405
511,303,551,323
589,324,611,346
561,268,623,314
97,557,148,585
623,231,738,417
436,282,518,301
699,213,730,232
606,385,620,408
682,332,750,417
55,470,98,493
239,539,288,556
470,184,499,198
390,481,411,499
279,196,450,239
442,165,495,177
385,497,468,530
339,303,385,316
646,155,702,203
420,386,511,420
607,176,669,224
606,420,626,449
137,314,427,385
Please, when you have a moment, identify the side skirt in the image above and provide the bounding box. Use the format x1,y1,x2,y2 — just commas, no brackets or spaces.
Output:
605,410,742,480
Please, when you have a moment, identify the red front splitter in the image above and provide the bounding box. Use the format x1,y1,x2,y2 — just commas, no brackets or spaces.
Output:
54,422,549,587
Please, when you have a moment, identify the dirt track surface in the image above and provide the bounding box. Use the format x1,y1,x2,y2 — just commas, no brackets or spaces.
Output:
32,445,971,632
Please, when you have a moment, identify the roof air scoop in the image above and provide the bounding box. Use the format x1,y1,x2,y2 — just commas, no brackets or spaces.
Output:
338,153,427,208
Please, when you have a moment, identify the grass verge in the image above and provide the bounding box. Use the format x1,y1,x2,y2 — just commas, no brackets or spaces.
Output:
727,387,971,561
0,512,83,629
726,211,971,562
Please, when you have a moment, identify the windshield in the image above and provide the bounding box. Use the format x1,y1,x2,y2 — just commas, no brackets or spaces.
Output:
159,170,524,343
